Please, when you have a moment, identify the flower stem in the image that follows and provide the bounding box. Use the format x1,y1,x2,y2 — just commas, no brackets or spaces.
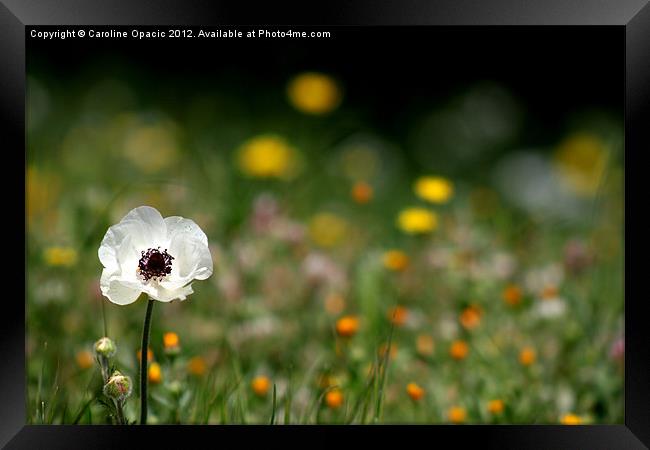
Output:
140,298,155,425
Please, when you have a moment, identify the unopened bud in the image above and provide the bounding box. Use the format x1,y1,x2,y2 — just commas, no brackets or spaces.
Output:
94,337,116,358
103,371,132,401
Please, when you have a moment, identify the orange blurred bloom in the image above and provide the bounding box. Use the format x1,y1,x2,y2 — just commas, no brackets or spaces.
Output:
560,413,582,425
336,315,360,338
487,399,505,414
519,347,536,366
541,285,559,299
163,332,180,351
75,350,94,370
137,347,154,363
383,250,410,272
187,356,207,376
387,305,408,327
378,342,398,360
406,382,425,401
325,389,344,409
251,376,271,397
148,362,162,384
449,340,469,360
325,293,346,315
502,284,523,306
448,406,467,423
351,181,373,204
459,305,482,330
416,334,435,356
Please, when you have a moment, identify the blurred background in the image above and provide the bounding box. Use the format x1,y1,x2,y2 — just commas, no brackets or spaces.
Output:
26,27,623,424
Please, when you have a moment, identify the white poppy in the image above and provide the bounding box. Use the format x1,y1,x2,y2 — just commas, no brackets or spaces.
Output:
99,206,213,305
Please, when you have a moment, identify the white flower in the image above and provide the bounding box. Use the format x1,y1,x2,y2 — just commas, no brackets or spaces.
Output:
99,206,213,305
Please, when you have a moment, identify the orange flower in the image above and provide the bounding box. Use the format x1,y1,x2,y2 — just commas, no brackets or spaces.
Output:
163,332,180,353
148,362,162,384
378,342,398,360
383,250,410,272
448,406,467,423
351,181,373,204
137,347,154,363
336,315,360,338
251,375,271,397
406,382,425,401
325,293,346,315
487,399,505,414
459,305,482,330
541,285,559,299
560,413,582,425
449,340,469,360
325,389,344,409
502,284,522,306
75,350,94,370
519,347,536,366
416,334,435,356
387,305,409,327
187,356,207,376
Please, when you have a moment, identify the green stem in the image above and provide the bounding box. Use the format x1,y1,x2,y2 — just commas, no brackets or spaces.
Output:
140,299,155,425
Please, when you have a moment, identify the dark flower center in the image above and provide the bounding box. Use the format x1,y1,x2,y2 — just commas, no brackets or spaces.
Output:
138,247,174,282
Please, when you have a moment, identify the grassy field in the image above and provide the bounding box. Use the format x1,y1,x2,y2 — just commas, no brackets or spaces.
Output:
26,66,624,425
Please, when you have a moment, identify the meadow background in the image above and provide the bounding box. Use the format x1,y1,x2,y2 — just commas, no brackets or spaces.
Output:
26,28,624,424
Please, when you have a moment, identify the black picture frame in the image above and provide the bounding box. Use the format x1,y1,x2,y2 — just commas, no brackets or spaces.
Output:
2,0,649,448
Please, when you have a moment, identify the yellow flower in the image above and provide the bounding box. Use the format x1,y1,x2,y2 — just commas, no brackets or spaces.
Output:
148,362,162,384
351,181,373,204
287,72,341,115
560,413,582,425
519,347,536,366
324,293,346,315
459,305,482,330
43,246,78,267
237,135,300,179
187,356,207,376
387,305,409,327
448,406,467,423
414,176,454,204
487,399,505,415
450,340,469,360
397,208,437,234
251,375,271,397
502,284,523,306
336,315,360,338
406,382,425,401
553,132,607,196
383,250,410,272
75,350,94,370
325,389,344,409
309,213,348,247
416,334,435,356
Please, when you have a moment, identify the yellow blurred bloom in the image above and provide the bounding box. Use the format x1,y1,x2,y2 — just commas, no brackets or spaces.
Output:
387,305,409,327
43,246,78,267
450,340,469,360
383,250,410,272
309,213,348,247
487,399,505,415
287,72,341,115
416,334,435,356
325,389,344,409
554,133,608,196
251,375,271,397
237,135,300,180
27,166,61,227
459,305,482,330
351,181,373,204
502,284,523,306
75,350,94,370
148,362,162,384
414,176,454,204
397,208,437,234
187,356,207,376
519,347,536,366
406,382,425,401
560,413,582,425
448,406,467,423
325,293,346,315
336,315,360,338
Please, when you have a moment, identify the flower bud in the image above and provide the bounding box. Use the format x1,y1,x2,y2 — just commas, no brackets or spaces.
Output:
94,337,116,358
103,371,132,401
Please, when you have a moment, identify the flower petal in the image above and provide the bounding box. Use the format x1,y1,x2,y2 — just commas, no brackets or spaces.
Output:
100,269,143,305
147,283,194,302
161,228,213,290
164,216,208,247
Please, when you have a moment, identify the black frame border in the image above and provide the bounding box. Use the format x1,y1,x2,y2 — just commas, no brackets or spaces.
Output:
2,0,649,448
